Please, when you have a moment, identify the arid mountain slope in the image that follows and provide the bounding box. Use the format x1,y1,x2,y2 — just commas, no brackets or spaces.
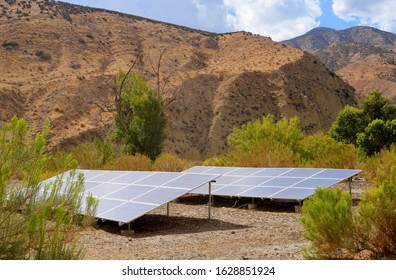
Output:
283,26,396,102
0,0,356,159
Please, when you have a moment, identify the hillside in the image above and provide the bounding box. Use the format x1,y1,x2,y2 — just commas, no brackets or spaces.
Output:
0,0,356,159
283,26,396,102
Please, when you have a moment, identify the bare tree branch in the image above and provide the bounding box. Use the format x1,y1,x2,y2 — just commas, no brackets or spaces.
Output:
114,59,138,131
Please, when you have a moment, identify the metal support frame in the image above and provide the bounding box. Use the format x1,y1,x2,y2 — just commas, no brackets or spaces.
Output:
348,177,352,198
208,180,216,220
167,203,170,217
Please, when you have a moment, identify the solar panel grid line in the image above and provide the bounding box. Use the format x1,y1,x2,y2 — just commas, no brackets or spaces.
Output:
256,169,339,199
96,200,129,217
133,172,185,186
184,166,361,201
110,171,154,184
121,186,162,203
36,169,219,224
95,200,161,220
90,170,128,182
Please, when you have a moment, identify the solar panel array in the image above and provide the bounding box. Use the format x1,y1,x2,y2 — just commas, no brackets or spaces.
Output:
184,166,361,200
40,169,218,223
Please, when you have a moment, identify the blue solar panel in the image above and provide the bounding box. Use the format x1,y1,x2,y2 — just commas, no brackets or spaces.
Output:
184,166,361,201
39,169,219,223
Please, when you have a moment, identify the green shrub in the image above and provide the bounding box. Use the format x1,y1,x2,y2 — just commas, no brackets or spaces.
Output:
359,143,396,185
106,154,153,171
0,116,96,260
300,164,396,259
299,133,358,168
78,37,86,44
153,153,190,171
70,138,116,169
70,62,81,69
227,141,298,167
35,50,51,60
300,188,356,259
2,41,19,48
228,114,304,153
357,166,396,257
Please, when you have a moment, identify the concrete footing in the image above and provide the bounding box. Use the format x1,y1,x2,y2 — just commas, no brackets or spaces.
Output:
121,230,135,236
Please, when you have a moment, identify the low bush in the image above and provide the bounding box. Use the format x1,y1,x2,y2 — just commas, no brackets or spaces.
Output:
35,50,51,60
300,188,356,259
301,164,396,259
2,41,19,48
153,153,190,171
227,141,299,167
70,138,116,169
107,154,153,171
359,143,396,185
357,166,396,257
299,133,358,168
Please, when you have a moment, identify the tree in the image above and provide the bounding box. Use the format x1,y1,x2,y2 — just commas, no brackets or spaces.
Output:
360,90,396,121
328,105,366,145
329,90,396,156
114,69,167,161
357,119,396,156
0,116,97,260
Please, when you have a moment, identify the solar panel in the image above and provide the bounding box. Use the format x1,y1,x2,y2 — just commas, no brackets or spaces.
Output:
184,166,361,201
39,169,218,223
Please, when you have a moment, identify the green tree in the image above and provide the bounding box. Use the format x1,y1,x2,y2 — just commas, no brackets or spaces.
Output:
329,90,396,156
357,119,396,156
328,105,366,145
0,116,96,260
114,69,167,161
360,90,396,121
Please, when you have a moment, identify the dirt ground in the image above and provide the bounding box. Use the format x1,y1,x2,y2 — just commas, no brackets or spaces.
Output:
80,178,368,260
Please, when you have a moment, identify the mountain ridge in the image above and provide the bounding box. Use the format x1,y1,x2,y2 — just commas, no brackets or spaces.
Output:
283,26,396,102
0,0,356,158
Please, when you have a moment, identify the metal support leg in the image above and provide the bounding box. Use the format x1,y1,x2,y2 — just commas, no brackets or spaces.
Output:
208,181,212,220
348,177,352,199
167,203,170,217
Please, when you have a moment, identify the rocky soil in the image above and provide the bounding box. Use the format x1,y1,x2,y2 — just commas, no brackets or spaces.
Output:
80,180,368,260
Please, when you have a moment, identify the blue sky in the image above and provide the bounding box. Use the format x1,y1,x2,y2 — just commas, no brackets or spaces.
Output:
61,0,396,41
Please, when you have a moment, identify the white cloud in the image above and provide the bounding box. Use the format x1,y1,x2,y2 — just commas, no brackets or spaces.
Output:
64,0,323,40
224,0,322,41
113,0,232,33
332,0,396,32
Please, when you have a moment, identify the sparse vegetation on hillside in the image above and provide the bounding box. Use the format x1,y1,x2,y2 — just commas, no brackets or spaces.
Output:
1,41,18,49
35,50,51,60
